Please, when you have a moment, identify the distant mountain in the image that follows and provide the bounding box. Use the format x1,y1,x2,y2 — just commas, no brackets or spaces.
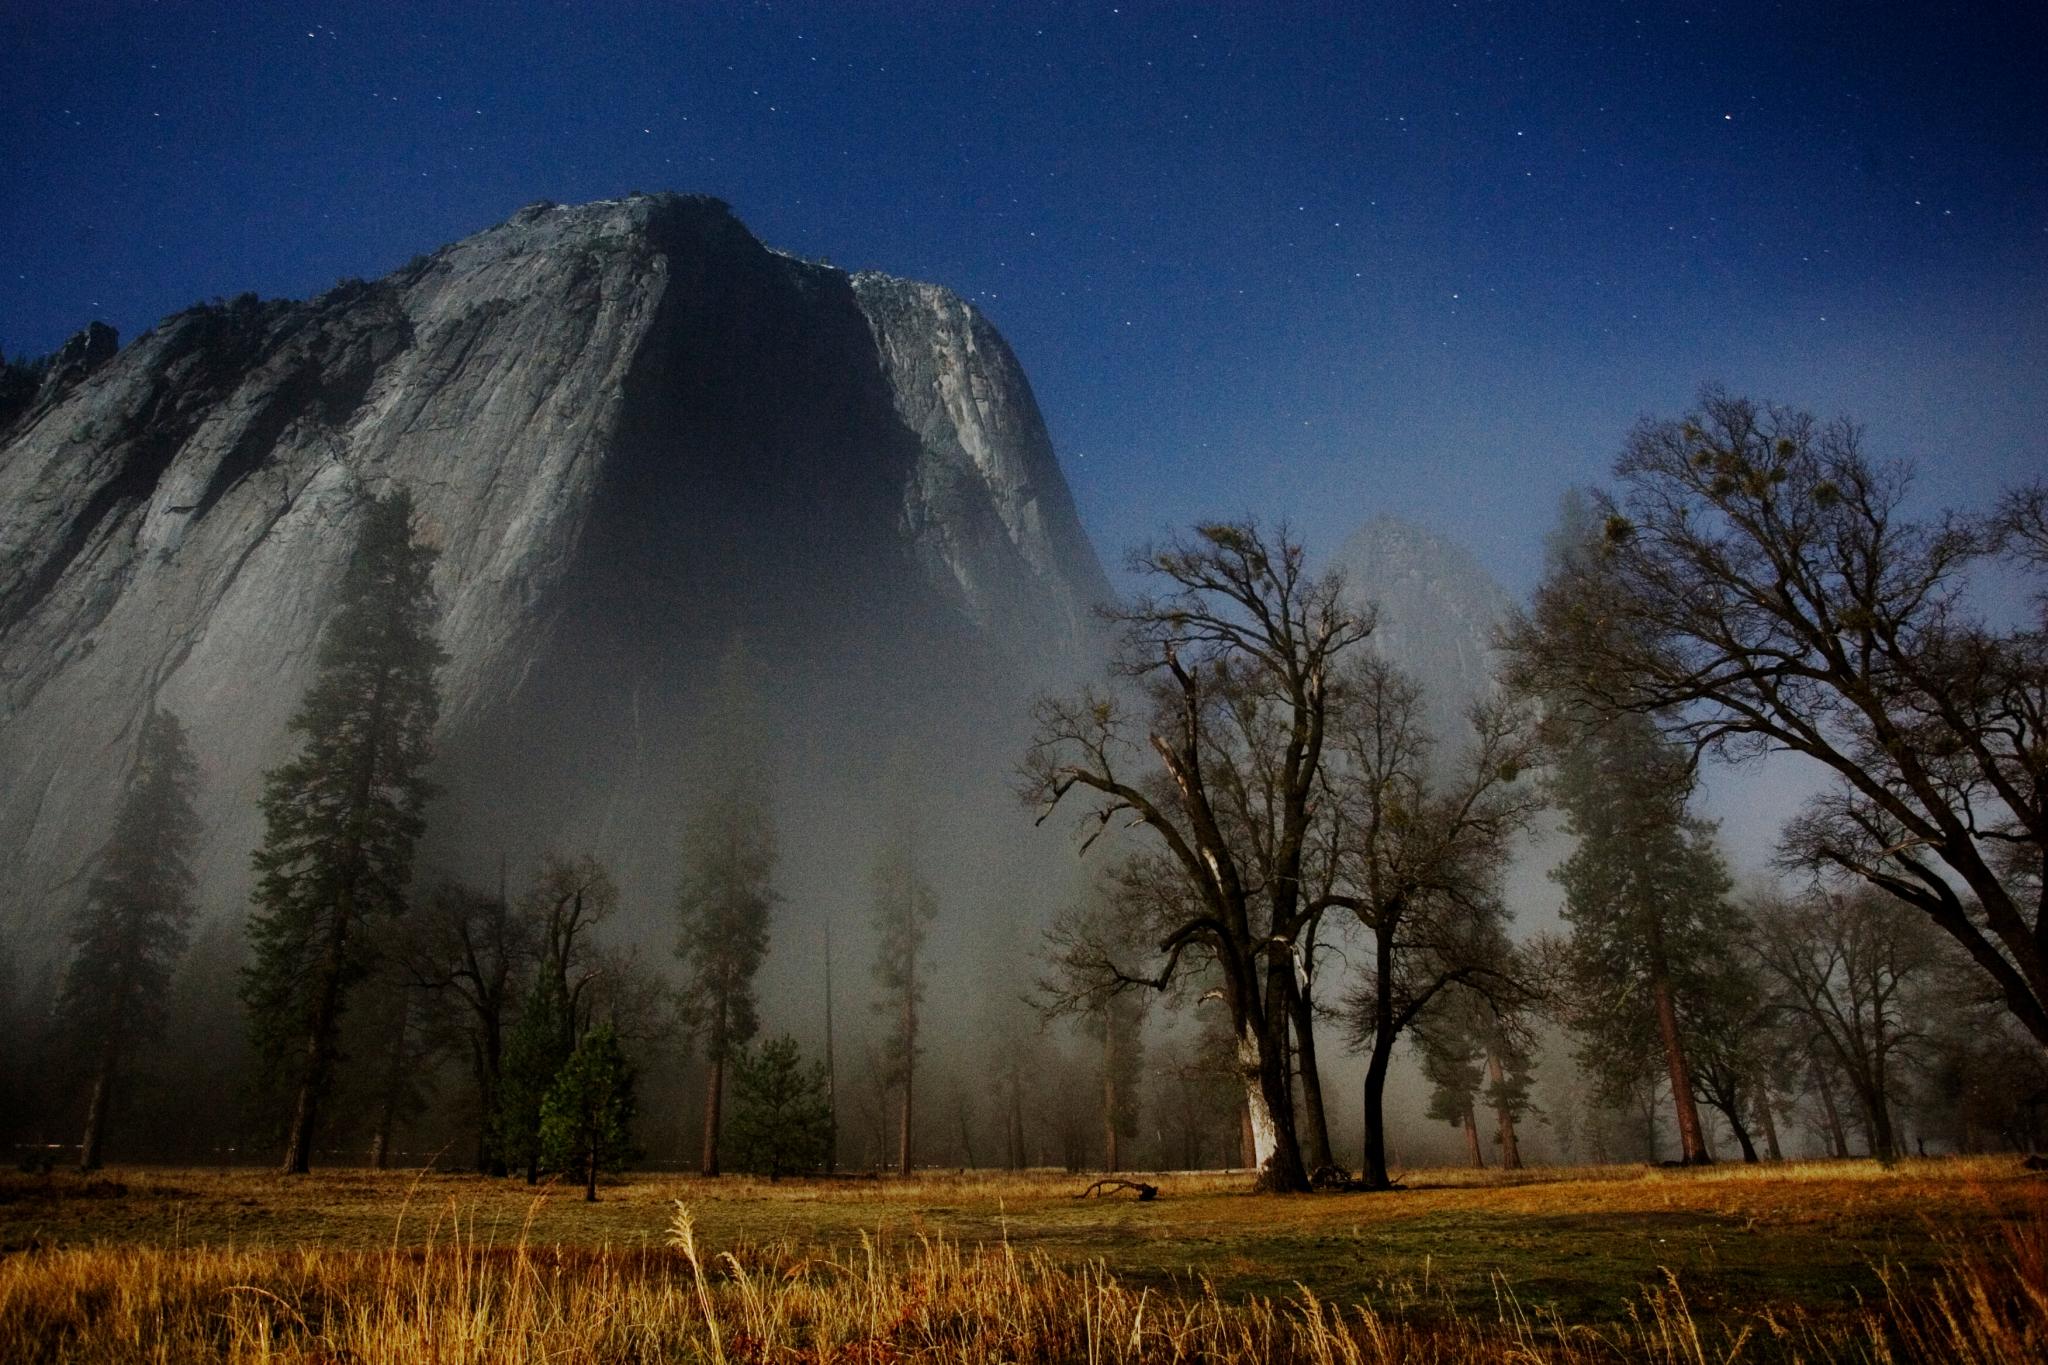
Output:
1332,515,1515,748
0,193,1111,938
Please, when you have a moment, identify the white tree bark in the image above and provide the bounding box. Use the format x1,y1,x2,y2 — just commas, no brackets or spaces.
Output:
1237,1023,1279,1171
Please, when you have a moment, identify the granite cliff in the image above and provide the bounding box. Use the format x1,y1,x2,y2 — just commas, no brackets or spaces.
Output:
1334,515,1515,749
0,193,1110,939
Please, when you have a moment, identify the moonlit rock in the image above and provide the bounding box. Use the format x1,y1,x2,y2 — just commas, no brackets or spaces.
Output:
0,193,1110,937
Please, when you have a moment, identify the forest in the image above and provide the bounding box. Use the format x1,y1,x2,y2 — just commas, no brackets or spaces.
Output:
4,387,2044,1200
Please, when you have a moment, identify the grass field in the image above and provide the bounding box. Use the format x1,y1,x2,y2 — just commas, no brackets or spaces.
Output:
2,1157,2043,1361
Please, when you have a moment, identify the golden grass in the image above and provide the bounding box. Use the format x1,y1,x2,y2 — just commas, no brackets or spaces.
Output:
1,1159,2042,1362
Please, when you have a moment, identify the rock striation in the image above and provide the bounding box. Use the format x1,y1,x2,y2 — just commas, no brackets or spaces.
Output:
0,193,1110,938
1333,515,1515,750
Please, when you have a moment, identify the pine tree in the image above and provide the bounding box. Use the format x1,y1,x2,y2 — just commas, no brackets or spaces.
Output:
725,1035,834,1180
539,1023,636,1201
674,640,779,1177
241,489,445,1174
1415,1005,1489,1168
497,977,570,1183
58,710,201,1171
870,825,937,1177
1549,712,1728,1165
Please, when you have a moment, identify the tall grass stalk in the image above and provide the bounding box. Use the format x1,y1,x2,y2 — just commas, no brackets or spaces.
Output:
2,1196,2044,1363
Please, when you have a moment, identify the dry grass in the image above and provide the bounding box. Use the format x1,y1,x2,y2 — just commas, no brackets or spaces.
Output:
1,1159,2043,1361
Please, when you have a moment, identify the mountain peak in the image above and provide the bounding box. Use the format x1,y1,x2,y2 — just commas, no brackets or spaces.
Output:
0,193,1110,939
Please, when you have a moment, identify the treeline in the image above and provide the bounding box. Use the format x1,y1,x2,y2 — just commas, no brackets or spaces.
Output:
3,386,2045,1189
0,488,1238,1186
1025,386,2048,1190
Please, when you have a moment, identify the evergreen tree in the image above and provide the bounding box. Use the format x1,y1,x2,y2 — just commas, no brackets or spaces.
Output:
1549,711,1729,1164
497,977,570,1183
241,488,445,1174
58,710,201,1170
1415,999,1489,1167
674,640,779,1177
870,822,938,1177
725,1035,834,1180
1480,1012,1536,1171
539,1023,636,1201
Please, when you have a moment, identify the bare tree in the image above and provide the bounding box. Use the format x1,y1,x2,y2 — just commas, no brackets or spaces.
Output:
530,852,619,1053
407,873,533,1172
1026,520,1371,1192
1753,887,1939,1160
1506,390,2048,1049
1327,658,1544,1188
1037,870,1151,1173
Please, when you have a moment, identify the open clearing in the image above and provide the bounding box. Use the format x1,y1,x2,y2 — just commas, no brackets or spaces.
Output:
2,1157,2044,1361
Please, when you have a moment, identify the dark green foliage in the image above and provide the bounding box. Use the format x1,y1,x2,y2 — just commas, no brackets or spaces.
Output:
497,977,570,1182
1415,990,1536,1165
1416,1011,1487,1131
673,793,776,1057
59,711,202,1168
674,640,778,1065
240,488,445,1172
539,1023,636,1200
1546,708,1733,1162
674,641,780,1175
725,1035,833,1180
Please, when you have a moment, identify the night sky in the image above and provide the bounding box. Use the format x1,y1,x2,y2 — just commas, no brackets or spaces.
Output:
4,1,2044,601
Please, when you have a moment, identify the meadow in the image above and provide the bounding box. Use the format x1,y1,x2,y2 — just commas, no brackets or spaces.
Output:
1,1157,2043,1362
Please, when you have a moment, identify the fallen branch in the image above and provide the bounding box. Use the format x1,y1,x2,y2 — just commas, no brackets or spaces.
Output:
1075,1178,1158,1201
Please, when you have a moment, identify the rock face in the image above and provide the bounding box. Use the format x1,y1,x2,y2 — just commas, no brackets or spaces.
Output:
1333,516,1515,750
0,193,1110,940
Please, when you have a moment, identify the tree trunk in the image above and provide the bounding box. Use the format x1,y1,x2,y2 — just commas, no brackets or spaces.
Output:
1360,1026,1399,1188
1102,1022,1120,1173
1753,1088,1785,1162
1812,1057,1850,1158
77,1054,112,1173
701,1054,725,1177
1860,1079,1898,1163
1724,1104,1760,1163
1359,928,1401,1189
1486,1050,1523,1171
478,1003,507,1175
368,989,413,1170
1647,965,1710,1164
956,1098,978,1169
1239,1102,1255,1169
1462,1107,1486,1168
1286,970,1335,1172
283,902,353,1175
1007,1073,1026,1170
1239,995,1311,1192
897,943,917,1178
824,913,837,1174
584,1144,597,1202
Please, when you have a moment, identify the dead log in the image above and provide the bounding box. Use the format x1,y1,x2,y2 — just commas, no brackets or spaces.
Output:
1076,1178,1158,1201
